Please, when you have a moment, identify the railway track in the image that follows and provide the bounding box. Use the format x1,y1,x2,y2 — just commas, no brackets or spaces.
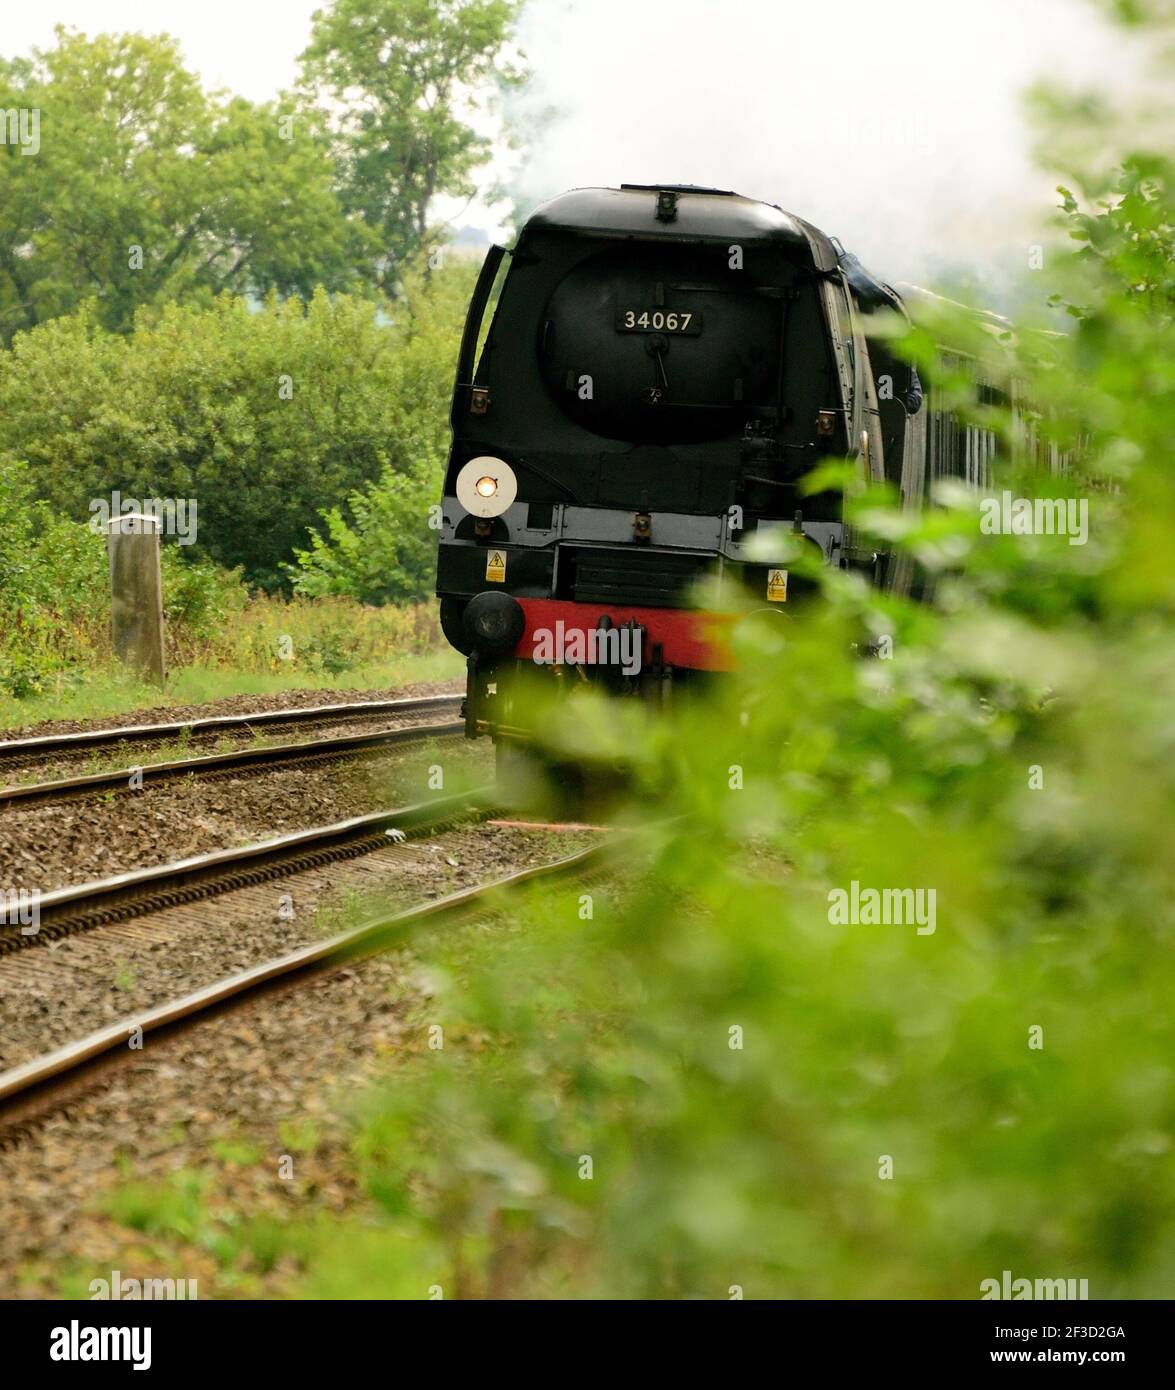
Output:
0,692,463,773
0,716,465,812
1,787,495,955
0,694,609,1152
0,838,606,1146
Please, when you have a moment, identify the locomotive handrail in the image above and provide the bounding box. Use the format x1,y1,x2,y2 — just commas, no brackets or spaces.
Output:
451,242,507,428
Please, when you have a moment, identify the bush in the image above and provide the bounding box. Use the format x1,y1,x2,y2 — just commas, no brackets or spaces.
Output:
0,449,445,700
288,260,480,602
0,261,475,591
0,458,108,696
287,462,442,604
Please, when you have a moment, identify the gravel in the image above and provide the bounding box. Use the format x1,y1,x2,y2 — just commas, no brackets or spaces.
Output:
0,676,608,1299
0,679,462,742
0,824,602,1299
0,820,594,1070
0,692,466,788
0,735,491,891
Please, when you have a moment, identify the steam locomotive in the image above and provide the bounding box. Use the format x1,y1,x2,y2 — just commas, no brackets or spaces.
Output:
434,184,1003,745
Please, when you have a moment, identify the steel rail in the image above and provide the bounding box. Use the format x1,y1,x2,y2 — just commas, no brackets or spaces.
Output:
0,841,607,1135
1,787,496,955
0,692,462,763
0,718,464,811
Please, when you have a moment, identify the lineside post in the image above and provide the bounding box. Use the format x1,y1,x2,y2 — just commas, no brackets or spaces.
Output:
106,512,166,685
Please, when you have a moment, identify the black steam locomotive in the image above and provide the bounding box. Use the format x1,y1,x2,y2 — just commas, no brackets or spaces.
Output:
435,184,999,744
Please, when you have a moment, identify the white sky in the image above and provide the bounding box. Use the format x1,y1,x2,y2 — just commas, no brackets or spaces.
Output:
1,0,1149,284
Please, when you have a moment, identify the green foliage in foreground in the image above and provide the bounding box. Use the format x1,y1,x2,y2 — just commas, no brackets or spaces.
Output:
283,18,1174,1297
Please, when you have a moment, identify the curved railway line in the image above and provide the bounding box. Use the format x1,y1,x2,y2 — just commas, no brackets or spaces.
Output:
0,716,465,812
0,690,612,1160
0,692,463,774
1,787,495,955
0,838,606,1147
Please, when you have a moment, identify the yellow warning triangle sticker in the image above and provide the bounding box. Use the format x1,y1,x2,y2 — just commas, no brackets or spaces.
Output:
486,550,506,582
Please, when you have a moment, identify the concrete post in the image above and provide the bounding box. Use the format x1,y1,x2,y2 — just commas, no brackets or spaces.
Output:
106,513,166,685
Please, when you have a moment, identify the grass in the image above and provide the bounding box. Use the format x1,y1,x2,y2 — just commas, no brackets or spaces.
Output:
12,847,534,1299
1,586,462,731
0,672,474,788
0,648,464,734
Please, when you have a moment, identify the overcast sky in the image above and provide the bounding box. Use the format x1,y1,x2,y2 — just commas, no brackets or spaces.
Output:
2,0,1147,285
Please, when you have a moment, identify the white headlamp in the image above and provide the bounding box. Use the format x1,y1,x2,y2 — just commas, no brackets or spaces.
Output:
455,457,518,518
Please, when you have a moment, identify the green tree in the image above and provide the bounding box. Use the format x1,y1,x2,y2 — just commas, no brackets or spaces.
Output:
287,463,442,604
289,258,478,600
0,27,369,341
0,262,475,591
299,0,527,277
0,456,108,695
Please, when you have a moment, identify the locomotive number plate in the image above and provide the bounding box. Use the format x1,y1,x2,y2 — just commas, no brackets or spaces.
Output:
615,308,701,334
